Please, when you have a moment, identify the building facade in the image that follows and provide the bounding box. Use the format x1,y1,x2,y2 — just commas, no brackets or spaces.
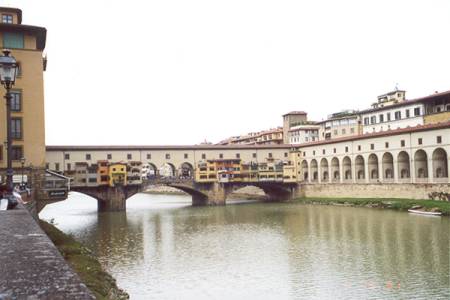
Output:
0,7,47,169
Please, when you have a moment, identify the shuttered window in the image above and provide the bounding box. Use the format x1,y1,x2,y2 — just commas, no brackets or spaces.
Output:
3,32,24,49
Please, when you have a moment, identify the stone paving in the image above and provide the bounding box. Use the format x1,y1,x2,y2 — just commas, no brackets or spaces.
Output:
0,205,94,300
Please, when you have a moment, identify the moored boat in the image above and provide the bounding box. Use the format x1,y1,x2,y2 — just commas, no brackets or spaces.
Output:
408,209,442,216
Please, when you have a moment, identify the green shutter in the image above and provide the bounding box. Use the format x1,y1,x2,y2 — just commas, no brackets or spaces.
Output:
3,32,24,49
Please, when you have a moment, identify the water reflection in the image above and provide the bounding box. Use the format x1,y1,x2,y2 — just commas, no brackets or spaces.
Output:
40,193,450,300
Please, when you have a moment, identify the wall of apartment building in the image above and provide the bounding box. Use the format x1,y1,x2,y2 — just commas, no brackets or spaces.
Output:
361,103,424,134
0,25,46,168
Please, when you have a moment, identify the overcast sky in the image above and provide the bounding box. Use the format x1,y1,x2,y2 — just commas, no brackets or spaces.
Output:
5,0,450,145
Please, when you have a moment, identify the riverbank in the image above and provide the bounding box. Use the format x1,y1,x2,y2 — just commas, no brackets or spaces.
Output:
39,220,129,300
294,197,450,216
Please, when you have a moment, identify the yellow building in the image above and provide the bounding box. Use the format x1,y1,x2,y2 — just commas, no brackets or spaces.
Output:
195,160,217,183
109,163,127,186
0,7,47,170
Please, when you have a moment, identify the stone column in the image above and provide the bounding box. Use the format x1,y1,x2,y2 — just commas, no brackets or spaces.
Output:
428,158,434,183
393,157,399,183
378,159,383,183
364,158,370,184
339,161,343,184
410,156,416,184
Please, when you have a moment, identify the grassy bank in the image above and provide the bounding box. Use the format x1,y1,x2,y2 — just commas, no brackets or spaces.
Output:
39,220,129,300
294,197,450,216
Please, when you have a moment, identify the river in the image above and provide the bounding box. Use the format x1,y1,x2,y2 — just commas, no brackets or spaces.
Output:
39,192,449,300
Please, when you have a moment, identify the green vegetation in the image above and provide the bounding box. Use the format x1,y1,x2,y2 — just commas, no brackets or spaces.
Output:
39,220,129,300
294,197,450,216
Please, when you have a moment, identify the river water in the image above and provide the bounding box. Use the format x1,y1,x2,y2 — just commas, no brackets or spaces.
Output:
40,193,449,300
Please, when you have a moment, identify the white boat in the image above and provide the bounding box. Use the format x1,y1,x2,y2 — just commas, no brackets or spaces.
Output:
407,209,442,216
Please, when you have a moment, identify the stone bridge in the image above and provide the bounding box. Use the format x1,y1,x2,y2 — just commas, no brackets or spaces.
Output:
71,179,299,212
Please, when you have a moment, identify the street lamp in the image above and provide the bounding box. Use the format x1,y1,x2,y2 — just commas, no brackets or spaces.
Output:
20,157,26,188
0,49,18,208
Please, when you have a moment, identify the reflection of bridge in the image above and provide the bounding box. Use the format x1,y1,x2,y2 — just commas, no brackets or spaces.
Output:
71,177,299,212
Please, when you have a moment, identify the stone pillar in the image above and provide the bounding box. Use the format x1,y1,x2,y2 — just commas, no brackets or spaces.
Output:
97,186,127,212
410,156,416,184
339,162,343,184
378,159,383,183
393,157,399,183
204,182,229,205
428,158,434,183
364,158,370,184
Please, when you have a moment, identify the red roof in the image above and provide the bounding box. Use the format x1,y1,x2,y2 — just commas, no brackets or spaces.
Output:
283,111,307,116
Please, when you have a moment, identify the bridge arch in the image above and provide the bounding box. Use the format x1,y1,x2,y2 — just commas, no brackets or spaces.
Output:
432,148,448,179
310,159,318,182
368,154,379,180
397,151,410,179
179,162,194,179
159,163,176,178
342,156,352,180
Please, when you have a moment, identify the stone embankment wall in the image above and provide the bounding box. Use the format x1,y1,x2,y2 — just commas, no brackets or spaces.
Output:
0,205,95,299
299,183,450,199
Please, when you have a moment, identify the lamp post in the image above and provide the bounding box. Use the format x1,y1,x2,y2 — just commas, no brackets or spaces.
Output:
0,49,18,205
20,157,25,188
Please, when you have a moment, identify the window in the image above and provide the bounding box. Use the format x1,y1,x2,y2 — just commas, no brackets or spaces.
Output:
64,153,70,160
3,32,24,49
11,118,22,139
146,154,150,159
437,136,442,144
2,14,13,23
342,129,346,135
127,154,132,160
387,113,391,121
385,142,389,148
303,151,306,156
10,91,21,111
322,149,325,155
201,153,206,159
67,163,71,171
11,145,23,160
184,153,188,159
414,107,421,116
370,116,376,124
358,145,361,151
394,111,401,120
350,128,355,134
401,140,405,147
284,152,288,157
236,153,240,159
219,153,223,159
313,151,316,155
379,114,384,123
268,153,273,158
16,63,21,77
364,117,369,125
165,153,170,159
405,109,410,118
86,154,91,160
107,154,112,159
333,148,336,153
370,144,374,150
252,153,257,158
418,138,422,145
333,130,338,135
446,105,450,112
345,146,348,153
55,163,60,171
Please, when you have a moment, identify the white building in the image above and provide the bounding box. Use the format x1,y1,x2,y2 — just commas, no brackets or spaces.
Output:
288,124,320,144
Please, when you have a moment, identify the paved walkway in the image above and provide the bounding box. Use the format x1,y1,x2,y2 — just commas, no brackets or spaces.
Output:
0,205,94,299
